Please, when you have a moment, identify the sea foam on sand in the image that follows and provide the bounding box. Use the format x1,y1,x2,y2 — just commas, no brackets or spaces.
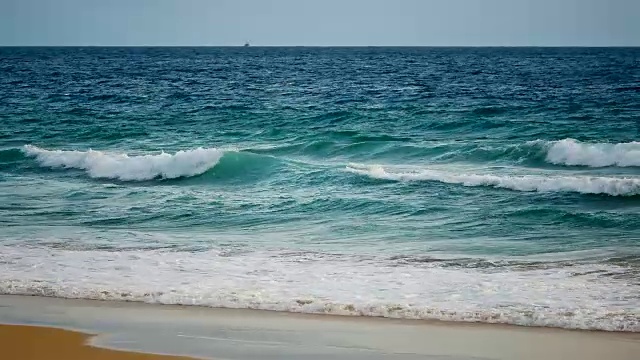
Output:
1,295,639,360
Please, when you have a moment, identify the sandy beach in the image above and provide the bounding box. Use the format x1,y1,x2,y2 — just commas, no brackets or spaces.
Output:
1,324,195,360
1,295,638,360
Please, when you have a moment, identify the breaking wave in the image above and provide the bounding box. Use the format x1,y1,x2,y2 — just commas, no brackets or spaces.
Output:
22,145,225,181
346,164,640,196
427,139,640,168
544,139,640,167
0,246,638,332
241,138,640,168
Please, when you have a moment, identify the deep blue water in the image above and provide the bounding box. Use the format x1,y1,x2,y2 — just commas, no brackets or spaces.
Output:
1,47,639,331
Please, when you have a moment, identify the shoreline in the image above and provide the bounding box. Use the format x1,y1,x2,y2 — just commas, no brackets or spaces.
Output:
0,324,196,360
1,295,639,360
0,293,636,334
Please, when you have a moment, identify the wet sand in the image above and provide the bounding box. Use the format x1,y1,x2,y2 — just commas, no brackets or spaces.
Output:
1,295,639,360
0,324,195,360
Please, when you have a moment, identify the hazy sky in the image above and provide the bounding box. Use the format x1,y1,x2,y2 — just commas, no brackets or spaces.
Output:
1,0,638,46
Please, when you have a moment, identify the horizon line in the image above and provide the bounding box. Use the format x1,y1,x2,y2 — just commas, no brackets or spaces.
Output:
1,45,639,48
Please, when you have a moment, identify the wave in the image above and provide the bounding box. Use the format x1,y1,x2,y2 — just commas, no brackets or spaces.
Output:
0,148,25,163
0,246,637,331
426,139,640,168
346,164,640,196
14,138,640,183
544,138,640,167
242,137,640,169
23,145,225,181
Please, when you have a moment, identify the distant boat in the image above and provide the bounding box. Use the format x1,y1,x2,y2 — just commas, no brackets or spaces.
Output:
244,41,250,47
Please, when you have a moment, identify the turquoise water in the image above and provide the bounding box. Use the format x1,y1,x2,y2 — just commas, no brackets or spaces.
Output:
1,47,639,331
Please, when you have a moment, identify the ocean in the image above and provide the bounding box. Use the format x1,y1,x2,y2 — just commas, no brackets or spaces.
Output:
0,47,638,332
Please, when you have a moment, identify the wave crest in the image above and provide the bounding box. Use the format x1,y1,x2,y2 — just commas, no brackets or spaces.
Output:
346,164,640,196
242,138,640,169
544,139,640,167
23,145,225,181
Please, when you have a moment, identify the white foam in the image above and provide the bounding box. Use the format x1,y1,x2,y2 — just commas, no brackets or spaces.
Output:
23,145,224,181
346,164,640,196
0,245,637,331
545,139,640,167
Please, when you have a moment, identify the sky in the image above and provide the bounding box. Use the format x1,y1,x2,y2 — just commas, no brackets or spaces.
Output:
1,0,638,46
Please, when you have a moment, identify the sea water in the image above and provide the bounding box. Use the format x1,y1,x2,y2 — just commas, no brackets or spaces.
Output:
0,47,638,331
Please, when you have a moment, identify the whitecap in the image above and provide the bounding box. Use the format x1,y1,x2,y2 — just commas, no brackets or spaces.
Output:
346,163,640,196
23,145,225,181
545,138,640,167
